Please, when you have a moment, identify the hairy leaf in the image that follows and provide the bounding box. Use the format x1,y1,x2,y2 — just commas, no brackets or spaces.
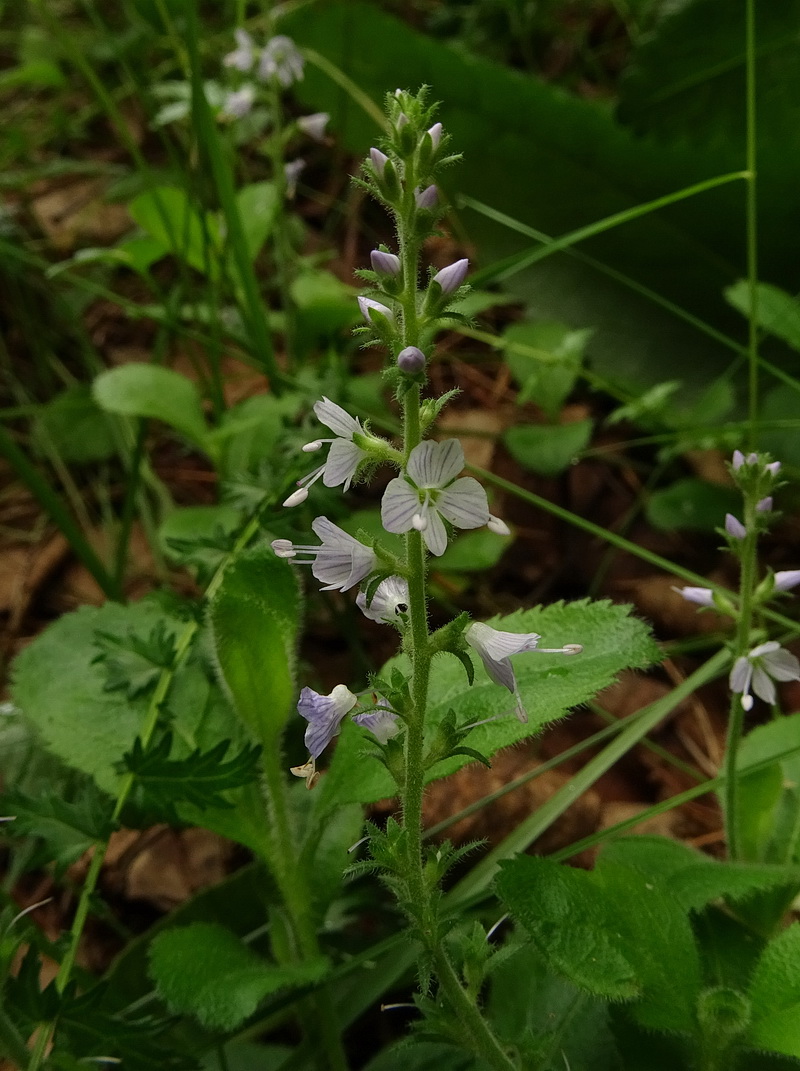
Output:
0,782,115,871
148,923,328,1031
748,923,800,1057
93,619,177,699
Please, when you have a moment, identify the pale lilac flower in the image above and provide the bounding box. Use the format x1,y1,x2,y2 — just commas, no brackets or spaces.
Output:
370,147,389,177
283,398,368,506
370,249,401,276
356,576,409,623
674,586,716,607
224,29,255,72
353,702,400,744
415,185,438,209
297,112,329,141
487,515,511,536
258,35,304,86
358,295,395,326
729,641,800,711
725,513,747,539
465,622,583,723
284,159,305,199
271,517,376,591
757,497,773,512
775,570,800,592
427,122,443,148
381,439,490,556
432,258,469,294
397,346,426,373
297,684,357,758
221,85,255,119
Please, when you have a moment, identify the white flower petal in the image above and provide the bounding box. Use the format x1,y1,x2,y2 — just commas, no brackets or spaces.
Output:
467,622,541,662
437,477,490,529
314,397,361,438
381,478,420,533
323,439,363,488
752,666,777,706
407,439,464,489
356,576,409,623
729,656,752,695
762,647,800,682
750,641,781,659
422,509,448,556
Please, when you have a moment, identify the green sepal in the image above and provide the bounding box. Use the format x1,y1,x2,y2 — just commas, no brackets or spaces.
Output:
449,746,490,768
429,612,471,654
420,389,460,431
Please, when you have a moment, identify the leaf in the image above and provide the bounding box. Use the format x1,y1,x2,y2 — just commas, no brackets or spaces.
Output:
122,733,262,817
235,182,279,261
159,504,243,579
495,856,640,1002
725,281,800,354
92,364,210,453
736,712,800,865
504,420,593,477
434,528,512,573
128,186,221,276
209,548,301,746
93,619,177,699
34,386,116,464
748,923,800,1057
148,923,328,1031
0,783,115,871
504,320,590,419
318,599,659,808
10,600,270,853
645,478,740,532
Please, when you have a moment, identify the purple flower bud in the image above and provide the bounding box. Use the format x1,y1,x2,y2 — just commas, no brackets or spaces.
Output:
432,258,469,294
766,461,782,475
725,513,747,539
756,496,773,512
297,112,329,141
732,450,745,470
427,122,443,148
397,112,409,129
415,184,438,209
775,570,800,592
358,295,394,326
674,586,715,607
370,147,389,177
397,346,426,373
370,249,401,276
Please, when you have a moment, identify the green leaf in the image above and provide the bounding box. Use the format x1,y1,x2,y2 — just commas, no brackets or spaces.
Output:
504,420,592,477
725,281,800,353
748,923,800,1057
10,600,269,853
34,386,116,463
148,923,328,1031
0,783,115,871
363,1042,490,1071
235,182,278,261
209,548,301,745
435,528,512,573
159,505,243,576
495,856,640,1001
755,384,800,469
128,186,221,276
93,619,177,699
736,712,800,865
504,320,590,419
122,733,262,817
645,478,740,532
93,364,210,453
319,599,659,807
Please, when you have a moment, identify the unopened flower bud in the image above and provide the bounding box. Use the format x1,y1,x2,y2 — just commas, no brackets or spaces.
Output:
433,258,469,294
415,184,438,210
397,346,426,373
766,461,782,475
358,295,394,326
725,513,747,539
674,586,715,607
427,122,443,149
397,112,409,129
297,112,329,141
370,249,401,276
756,496,773,512
732,450,745,470
775,570,800,592
487,515,510,536
370,147,389,177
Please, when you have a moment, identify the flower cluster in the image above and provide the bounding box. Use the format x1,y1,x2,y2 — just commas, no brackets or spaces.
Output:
273,91,582,782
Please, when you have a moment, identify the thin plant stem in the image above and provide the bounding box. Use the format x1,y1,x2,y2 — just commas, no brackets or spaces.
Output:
745,0,759,447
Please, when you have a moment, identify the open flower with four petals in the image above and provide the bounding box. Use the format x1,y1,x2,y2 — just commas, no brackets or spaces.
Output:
284,398,371,507
729,641,800,711
381,440,490,555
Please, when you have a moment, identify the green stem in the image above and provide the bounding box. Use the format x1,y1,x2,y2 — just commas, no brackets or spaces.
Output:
745,0,759,448
432,949,517,1071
